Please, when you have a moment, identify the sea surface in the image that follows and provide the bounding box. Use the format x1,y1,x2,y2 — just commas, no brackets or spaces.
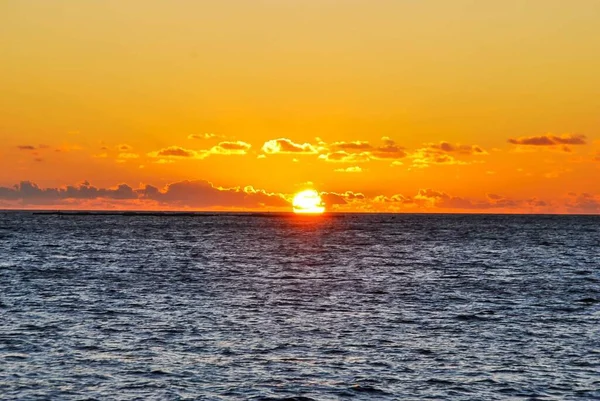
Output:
0,212,599,400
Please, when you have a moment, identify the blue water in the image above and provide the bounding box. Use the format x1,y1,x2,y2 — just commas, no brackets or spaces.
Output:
1,212,599,400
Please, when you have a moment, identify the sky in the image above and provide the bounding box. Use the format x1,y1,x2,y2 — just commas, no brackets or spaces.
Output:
1,0,599,213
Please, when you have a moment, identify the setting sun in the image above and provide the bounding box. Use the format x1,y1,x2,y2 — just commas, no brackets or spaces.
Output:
292,190,325,214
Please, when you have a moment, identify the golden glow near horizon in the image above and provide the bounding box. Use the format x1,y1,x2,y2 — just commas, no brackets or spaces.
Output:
293,190,325,214
1,1,600,213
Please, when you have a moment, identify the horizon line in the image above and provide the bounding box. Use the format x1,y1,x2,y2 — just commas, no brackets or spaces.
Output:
1,209,598,217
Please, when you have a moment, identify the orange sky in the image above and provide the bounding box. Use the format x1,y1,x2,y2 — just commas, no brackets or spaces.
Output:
1,1,599,213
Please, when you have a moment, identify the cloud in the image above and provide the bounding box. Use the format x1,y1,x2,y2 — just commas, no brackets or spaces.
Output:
334,166,363,173
318,151,371,163
508,134,587,150
319,138,406,163
485,193,520,208
565,193,600,213
0,180,290,210
188,133,219,140
148,146,199,158
0,181,138,204
148,142,251,160
408,141,487,168
321,191,366,206
373,194,413,204
413,188,498,209
18,145,51,152
118,153,139,159
330,141,373,151
526,198,548,208
1,181,594,214
208,141,251,155
117,144,132,151
262,138,318,154
369,138,407,160
320,192,347,206
410,151,467,168
429,142,487,155
138,180,289,208
320,191,366,209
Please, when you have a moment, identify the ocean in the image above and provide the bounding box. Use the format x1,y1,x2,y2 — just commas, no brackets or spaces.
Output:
1,212,599,400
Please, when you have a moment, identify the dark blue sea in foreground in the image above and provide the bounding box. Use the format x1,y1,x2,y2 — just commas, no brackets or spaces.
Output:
1,212,599,400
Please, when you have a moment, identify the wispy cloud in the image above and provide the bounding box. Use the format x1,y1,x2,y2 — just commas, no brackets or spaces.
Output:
188,133,222,140
334,166,363,173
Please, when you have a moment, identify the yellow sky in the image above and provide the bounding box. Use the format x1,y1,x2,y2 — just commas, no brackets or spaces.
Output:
1,1,599,212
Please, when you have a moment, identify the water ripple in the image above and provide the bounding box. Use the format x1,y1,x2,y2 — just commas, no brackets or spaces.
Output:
0,213,598,399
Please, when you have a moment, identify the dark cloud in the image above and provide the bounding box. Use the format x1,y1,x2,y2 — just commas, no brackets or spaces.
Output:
321,191,366,207
430,142,487,155
0,181,139,205
320,193,347,206
0,181,60,202
150,146,198,158
17,145,36,151
414,189,522,210
0,180,290,209
508,134,586,146
370,138,406,160
139,180,289,208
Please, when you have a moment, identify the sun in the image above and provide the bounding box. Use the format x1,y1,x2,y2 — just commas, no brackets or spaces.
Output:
292,189,325,214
